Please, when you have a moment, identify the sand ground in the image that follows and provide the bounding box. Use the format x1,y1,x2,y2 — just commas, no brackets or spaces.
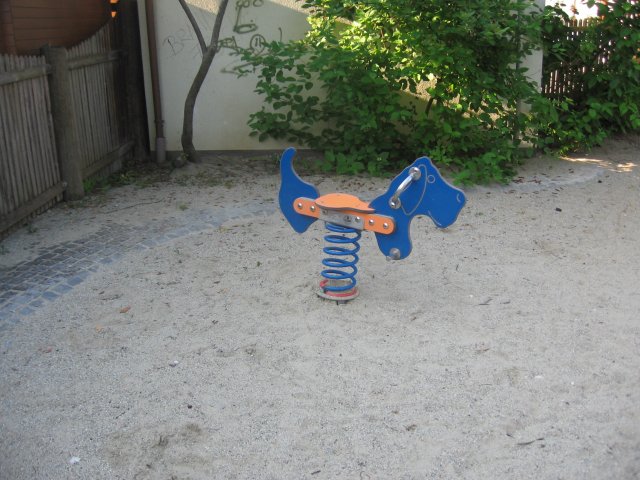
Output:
1,136,639,479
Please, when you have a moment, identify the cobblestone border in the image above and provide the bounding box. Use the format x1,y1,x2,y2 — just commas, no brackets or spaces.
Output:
0,203,276,331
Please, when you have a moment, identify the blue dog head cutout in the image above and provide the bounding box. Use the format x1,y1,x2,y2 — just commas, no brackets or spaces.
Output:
369,156,466,259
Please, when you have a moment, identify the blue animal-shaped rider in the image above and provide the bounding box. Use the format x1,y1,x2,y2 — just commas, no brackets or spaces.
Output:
279,147,465,301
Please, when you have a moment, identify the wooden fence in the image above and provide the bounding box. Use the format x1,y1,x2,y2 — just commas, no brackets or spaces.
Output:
0,18,141,237
0,54,63,235
541,17,617,100
67,23,132,182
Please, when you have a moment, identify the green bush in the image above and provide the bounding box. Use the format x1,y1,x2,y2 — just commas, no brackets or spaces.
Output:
540,0,640,151
242,0,639,183
242,0,544,183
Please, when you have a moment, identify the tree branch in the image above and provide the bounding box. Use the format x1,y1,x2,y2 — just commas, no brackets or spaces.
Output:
209,0,230,49
425,96,436,117
177,0,207,54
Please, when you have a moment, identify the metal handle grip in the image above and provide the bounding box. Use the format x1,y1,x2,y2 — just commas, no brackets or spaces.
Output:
389,167,421,209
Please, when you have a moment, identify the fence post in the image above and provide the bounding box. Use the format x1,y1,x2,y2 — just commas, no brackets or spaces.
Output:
42,45,84,200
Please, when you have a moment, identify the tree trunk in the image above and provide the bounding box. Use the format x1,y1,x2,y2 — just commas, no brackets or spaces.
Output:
180,0,230,163
181,46,218,163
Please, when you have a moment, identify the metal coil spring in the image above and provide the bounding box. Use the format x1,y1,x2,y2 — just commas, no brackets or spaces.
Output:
320,222,361,294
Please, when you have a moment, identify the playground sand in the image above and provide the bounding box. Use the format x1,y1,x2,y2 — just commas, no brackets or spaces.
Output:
1,135,639,479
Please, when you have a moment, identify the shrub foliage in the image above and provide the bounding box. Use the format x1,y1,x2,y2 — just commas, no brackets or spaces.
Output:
241,0,640,183
540,0,640,151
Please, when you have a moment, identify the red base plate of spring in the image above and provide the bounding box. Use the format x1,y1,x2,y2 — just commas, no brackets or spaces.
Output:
317,279,359,302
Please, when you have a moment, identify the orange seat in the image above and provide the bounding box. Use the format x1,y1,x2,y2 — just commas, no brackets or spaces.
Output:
315,193,375,213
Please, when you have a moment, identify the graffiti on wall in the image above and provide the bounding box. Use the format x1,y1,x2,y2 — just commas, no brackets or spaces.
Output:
233,0,262,34
161,0,283,75
161,4,212,59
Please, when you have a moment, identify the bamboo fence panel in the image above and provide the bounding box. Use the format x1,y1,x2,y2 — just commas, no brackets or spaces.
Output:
67,22,124,178
0,53,62,232
1,20,131,236
542,17,611,100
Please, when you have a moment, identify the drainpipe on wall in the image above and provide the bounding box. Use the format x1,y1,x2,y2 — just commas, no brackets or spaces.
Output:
144,0,166,164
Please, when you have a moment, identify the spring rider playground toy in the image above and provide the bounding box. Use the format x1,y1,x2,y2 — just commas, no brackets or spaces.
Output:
279,147,466,302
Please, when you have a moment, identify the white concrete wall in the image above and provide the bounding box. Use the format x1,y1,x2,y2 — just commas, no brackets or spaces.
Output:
137,0,310,152
521,0,546,92
138,0,546,153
